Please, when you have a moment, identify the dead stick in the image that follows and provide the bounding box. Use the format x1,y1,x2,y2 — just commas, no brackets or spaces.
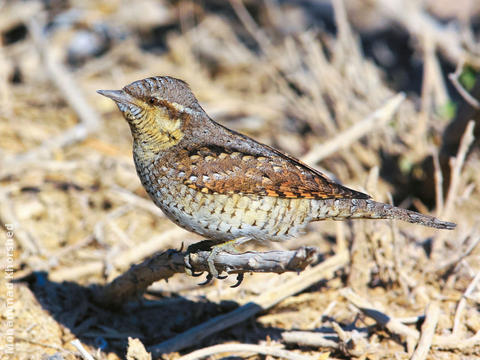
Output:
411,302,440,360
340,288,420,340
376,0,479,67
341,288,480,352
149,251,349,355
452,270,480,335
93,247,317,306
449,62,480,109
282,331,340,349
433,331,480,350
301,93,405,164
12,16,101,163
442,120,475,219
178,343,313,360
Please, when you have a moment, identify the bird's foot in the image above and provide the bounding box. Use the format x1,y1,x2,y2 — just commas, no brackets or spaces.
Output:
185,240,218,277
231,273,245,288
186,238,248,286
206,240,238,279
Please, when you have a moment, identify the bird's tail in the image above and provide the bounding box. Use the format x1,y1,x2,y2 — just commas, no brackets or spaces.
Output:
314,198,456,230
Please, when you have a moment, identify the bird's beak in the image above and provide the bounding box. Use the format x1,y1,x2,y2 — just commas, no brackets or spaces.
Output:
97,89,135,105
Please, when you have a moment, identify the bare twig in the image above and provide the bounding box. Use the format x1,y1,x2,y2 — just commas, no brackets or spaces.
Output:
331,321,367,357
449,62,480,109
149,251,349,355
14,336,67,352
432,148,444,216
375,0,480,67
49,227,189,281
282,331,341,349
70,340,94,360
411,302,440,360
452,270,480,335
301,93,405,164
341,287,419,354
340,288,419,341
341,288,480,353
335,221,347,254
49,261,104,283
177,343,314,360
443,120,475,219
228,0,271,54
436,234,480,273
112,228,189,270
0,191,42,255
432,331,480,350
283,327,368,357
94,247,317,306
11,16,101,163
109,186,166,218
331,0,355,48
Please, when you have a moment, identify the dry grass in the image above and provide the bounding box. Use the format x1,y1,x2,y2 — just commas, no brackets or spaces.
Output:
1,1,479,359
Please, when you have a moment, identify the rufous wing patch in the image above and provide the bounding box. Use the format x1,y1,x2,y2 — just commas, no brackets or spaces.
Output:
175,145,370,200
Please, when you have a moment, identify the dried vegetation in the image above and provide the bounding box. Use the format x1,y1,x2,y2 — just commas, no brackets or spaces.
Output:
0,0,480,359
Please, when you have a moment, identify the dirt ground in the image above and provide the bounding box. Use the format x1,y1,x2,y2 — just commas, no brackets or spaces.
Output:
1,1,480,359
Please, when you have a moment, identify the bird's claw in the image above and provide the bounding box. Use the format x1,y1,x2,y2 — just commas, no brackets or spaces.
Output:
188,239,247,286
184,253,204,277
198,273,213,286
230,273,244,288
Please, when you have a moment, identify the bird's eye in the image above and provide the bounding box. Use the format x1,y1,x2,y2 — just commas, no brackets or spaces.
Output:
148,97,156,105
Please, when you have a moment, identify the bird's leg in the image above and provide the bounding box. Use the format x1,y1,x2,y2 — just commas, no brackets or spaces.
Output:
185,240,217,277
207,237,250,279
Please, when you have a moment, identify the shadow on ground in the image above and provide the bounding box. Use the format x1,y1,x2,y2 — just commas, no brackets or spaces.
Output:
17,272,285,358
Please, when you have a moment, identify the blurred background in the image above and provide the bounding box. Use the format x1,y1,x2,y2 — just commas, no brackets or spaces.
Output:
1,0,479,359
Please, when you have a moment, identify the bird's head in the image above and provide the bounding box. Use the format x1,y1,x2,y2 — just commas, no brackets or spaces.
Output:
98,76,203,153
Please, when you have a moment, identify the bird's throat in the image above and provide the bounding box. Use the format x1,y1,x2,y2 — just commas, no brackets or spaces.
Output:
130,110,184,161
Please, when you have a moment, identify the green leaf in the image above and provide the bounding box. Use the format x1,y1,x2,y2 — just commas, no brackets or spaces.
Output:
459,66,478,91
438,100,458,120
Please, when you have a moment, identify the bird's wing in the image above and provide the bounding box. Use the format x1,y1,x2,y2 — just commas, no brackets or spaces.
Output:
177,144,370,200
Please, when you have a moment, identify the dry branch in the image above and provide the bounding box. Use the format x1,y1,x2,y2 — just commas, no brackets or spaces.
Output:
340,288,420,340
432,148,444,215
149,251,349,356
443,120,476,219
70,339,95,360
411,302,440,360
49,228,188,282
9,16,101,163
449,62,480,109
452,270,480,335
177,343,314,360
341,288,480,353
436,234,480,273
282,331,341,349
228,0,271,54
93,247,317,306
301,93,405,164
282,328,369,357
432,332,480,351
375,0,480,67
0,191,42,255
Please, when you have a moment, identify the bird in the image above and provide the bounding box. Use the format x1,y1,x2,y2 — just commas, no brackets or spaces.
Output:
98,76,456,284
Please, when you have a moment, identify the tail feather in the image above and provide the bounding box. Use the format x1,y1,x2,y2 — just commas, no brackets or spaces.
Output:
317,198,456,230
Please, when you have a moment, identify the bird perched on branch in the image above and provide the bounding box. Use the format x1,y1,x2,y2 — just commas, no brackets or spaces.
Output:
98,76,455,284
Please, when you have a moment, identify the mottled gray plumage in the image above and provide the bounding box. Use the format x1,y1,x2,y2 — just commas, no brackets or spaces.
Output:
98,76,456,249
